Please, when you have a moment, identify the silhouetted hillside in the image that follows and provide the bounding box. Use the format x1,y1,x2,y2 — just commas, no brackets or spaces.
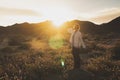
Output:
0,21,57,39
100,16,120,33
63,16,120,34
0,16,120,38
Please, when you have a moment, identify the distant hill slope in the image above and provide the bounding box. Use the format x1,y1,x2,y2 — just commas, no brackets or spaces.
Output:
63,16,120,34
0,16,120,38
100,16,120,33
0,21,56,38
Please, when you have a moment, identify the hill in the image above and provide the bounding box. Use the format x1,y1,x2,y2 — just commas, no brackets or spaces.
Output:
0,16,120,38
63,16,120,34
100,16,120,33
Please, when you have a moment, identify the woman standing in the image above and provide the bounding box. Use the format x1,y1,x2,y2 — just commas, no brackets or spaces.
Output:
69,24,86,69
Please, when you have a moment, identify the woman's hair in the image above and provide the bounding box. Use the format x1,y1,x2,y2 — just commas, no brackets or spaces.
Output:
73,23,80,31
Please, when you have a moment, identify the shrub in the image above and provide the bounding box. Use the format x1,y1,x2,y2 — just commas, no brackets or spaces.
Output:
8,38,22,46
86,56,120,80
111,43,120,60
8,35,27,46
18,43,31,50
0,47,15,53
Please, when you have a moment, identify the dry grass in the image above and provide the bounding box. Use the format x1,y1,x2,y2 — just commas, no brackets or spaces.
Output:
0,35,120,80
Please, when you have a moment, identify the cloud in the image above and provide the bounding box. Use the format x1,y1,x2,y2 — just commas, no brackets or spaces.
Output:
89,8,120,24
0,7,43,26
0,7,41,16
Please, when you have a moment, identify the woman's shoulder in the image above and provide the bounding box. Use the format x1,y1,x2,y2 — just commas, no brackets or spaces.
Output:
77,30,81,34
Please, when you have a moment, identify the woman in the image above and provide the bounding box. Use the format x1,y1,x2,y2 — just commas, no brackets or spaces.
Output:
69,24,86,69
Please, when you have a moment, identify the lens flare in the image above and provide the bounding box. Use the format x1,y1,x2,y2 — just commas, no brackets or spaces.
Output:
49,34,64,49
60,58,65,67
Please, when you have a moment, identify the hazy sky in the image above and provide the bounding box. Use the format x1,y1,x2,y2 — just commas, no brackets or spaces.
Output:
0,0,120,26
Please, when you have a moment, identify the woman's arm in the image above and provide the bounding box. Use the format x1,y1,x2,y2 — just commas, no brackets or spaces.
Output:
79,33,86,48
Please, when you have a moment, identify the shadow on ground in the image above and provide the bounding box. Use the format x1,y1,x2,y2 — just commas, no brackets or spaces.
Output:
44,68,93,80
67,69,93,80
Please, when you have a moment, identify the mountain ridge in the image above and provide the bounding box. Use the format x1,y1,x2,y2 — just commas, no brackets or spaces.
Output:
0,16,120,37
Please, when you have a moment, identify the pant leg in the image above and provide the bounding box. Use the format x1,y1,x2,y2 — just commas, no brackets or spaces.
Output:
72,47,81,68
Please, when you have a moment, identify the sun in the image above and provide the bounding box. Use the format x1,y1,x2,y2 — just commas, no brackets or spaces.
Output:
51,19,65,28
40,7,74,28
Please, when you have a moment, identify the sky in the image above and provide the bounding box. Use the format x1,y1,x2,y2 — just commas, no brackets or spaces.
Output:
0,0,120,26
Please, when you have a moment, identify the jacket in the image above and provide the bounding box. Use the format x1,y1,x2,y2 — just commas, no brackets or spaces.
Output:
69,30,86,48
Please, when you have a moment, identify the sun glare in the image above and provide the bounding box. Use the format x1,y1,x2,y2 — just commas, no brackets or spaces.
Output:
40,7,74,28
52,19,65,27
